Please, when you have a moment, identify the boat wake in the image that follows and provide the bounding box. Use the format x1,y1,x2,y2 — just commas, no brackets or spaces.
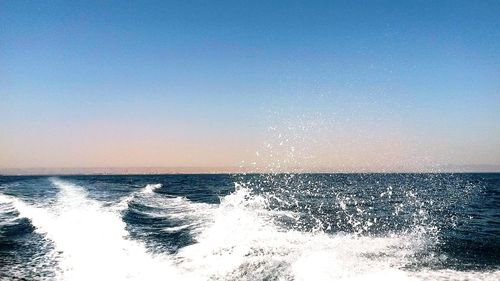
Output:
0,177,498,281
0,179,181,281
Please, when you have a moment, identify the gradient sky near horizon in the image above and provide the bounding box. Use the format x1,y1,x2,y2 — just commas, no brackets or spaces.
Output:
1,1,499,171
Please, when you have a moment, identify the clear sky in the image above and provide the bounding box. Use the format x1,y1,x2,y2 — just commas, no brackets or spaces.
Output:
1,1,499,172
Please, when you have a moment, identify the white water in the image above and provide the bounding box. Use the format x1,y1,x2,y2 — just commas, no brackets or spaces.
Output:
113,182,215,237
0,179,183,281
1,179,499,281
142,183,162,194
176,184,425,280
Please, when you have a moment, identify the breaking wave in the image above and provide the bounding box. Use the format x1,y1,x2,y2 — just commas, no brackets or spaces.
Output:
1,177,499,280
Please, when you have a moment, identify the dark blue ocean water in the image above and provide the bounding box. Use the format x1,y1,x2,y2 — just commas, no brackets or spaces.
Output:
0,173,499,280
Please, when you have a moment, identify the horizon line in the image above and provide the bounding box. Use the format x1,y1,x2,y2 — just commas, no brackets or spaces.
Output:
1,164,500,176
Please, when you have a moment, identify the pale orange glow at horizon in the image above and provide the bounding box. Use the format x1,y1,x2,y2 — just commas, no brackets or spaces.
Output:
2,110,499,173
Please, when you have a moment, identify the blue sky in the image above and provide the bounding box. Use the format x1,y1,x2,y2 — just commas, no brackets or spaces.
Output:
1,1,499,171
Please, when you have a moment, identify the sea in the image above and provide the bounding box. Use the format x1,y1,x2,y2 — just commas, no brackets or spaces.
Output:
0,173,499,280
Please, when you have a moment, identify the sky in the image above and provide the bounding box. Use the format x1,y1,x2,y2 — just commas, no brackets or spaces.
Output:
1,0,499,173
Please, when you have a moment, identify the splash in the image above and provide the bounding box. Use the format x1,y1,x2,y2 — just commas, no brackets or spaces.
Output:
172,179,499,280
174,183,428,280
1,177,499,281
142,183,162,194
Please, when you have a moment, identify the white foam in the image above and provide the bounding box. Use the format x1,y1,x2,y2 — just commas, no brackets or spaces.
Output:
112,183,162,211
142,183,162,194
114,183,216,236
162,224,193,233
0,194,24,228
2,179,499,281
173,183,500,280
173,184,415,280
4,178,186,281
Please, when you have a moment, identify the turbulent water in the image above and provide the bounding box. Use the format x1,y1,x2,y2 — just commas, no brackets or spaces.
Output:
0,174,498,280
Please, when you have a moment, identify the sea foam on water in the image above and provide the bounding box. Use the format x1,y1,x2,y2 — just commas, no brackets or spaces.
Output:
0,176,499,281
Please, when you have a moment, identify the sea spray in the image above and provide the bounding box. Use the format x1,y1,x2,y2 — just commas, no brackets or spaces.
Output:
1,175,499,281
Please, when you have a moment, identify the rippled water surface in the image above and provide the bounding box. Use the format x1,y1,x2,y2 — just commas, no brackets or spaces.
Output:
0,174,499,280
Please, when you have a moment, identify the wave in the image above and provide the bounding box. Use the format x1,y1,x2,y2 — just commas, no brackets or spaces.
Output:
170,183,500,280
2,178,184,281
0,193,26,229
113,183,162,211
1,178,499,280
142,183,162,194
174,184,421,280
115,182,215,238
